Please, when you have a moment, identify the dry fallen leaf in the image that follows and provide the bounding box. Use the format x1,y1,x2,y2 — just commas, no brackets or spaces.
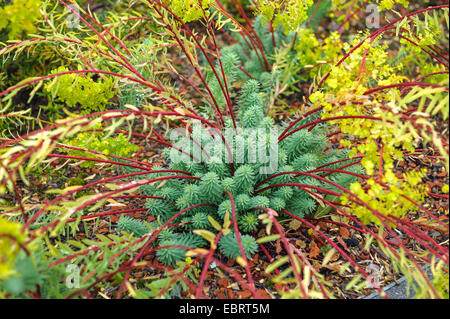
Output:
276,238,282,254
339,227,351,239
309,240,320,259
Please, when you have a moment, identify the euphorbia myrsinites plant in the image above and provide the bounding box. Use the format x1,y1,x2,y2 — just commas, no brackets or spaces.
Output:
0,0,448,299
123,78,363,266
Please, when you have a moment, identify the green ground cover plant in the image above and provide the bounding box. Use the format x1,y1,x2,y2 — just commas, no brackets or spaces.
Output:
0,0,448,299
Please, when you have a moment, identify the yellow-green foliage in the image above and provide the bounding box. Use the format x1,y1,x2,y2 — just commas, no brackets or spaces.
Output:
295,29,343,77
0,218,28,280
44,67,115,114
431,262,449,299
309,33,437,225
254,0,313,32
0,0,42,39
331,0,409,12
63,128,139,168
342,170,428,225
320,35,406,95
164,0,213,23
378,0,410,10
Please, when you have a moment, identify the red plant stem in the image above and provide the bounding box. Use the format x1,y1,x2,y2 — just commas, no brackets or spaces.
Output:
283,211,388,297
214,0,267,70
254,207,308,298
258,243,280,276
318,156,365,169
426,43,449,63
0,69,158,98
224,191,258,297
0,37,82,53
108,195,162,200
400,71,449,94
39,208,148,235
306,0,323,28
270,20,276,49
322,161,364,179
272,172,441,268
300,188,404,252
428,192,449,199
195,230,223,298
29,109,234,172
136,245,263,297
66,0,133,56
305,169,446,235
200,5,234,124
370,5,449,40
66,260,202,299
114,203,215,298
255,164,366,189
116,128,199,161
238,65,255,80
202,7,237,130
256,181,341,197
307,217,368,234
47,154,152,171
308,167,367,180
401,195,449,231
49,243,115,268
388,216,449,263
57,0,145,82
375,218,442,298
25,173,197,230
0,41,214,131
157,256,202,298
311,173,447,251
278,107,322,139
168,67,215,107
56,142,153,169
305,5,449,110
149,1,227,127
364,82,449,95
279,115,393,142
292,174,445,297
228,0,271,71
337,0,360,34
383,30,449,67
0,109,206,149
327,130,342,138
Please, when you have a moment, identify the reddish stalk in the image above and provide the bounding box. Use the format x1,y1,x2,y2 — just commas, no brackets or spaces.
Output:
195,230,223,298
283,211,387,297
290,173,445,297
254,207,309,298
279,115,393,142
114,203,216,298
224,191,258,297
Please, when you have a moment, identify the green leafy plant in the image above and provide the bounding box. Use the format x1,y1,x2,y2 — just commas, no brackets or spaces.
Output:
254,0,314,32
61,127,139,168
0,0,448,300
134,78,362,266
215,14,344,113
117,216,150,237
44,66,116,114
0,0,42,40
